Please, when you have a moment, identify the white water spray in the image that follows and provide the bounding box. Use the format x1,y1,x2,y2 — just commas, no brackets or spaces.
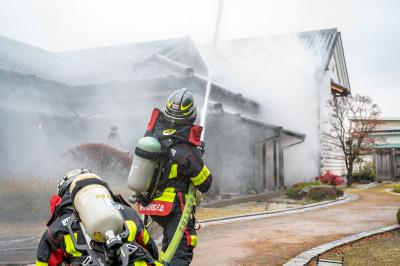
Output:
200,0,224,140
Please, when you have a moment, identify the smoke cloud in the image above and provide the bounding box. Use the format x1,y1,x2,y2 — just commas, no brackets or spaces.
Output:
199,34,327,185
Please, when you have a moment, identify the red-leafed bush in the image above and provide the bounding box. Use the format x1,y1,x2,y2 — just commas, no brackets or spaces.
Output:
67,143,132,180
316,171,344,186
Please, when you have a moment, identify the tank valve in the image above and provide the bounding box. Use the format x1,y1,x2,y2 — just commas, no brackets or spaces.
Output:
105,230,122,250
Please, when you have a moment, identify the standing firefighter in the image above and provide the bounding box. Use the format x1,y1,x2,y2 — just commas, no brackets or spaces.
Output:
132,88,213,265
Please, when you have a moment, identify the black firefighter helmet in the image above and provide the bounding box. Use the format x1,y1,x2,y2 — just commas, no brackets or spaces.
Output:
57,168,91,197
164,88,197,125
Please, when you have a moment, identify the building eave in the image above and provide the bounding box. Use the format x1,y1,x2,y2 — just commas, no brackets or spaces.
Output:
331,80,350,96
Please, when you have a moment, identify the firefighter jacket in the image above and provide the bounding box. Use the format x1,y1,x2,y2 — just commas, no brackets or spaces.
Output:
138,109,213,217
36,193,159,266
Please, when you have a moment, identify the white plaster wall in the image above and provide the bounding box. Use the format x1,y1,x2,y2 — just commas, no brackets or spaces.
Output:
372,134,400,144
375,121,400,130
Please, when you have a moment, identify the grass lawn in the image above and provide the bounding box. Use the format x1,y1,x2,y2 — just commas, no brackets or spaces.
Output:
392,184,400,193
314,230,400,266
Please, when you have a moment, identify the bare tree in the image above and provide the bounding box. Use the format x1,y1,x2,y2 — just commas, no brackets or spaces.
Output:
329,94,381,187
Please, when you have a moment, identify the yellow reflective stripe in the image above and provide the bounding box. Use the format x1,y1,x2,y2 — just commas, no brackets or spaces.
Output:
154,191,175,202
164,187,175,193
142,229,150,245
159,251,165,263
191,165,210,186
133,261,147,266
153,187,175,203
126,220,137,242
190,234,198,247
181,102,193,110
154,261,164,266
36,261,48,266
168,164,178,179
64,233,82,257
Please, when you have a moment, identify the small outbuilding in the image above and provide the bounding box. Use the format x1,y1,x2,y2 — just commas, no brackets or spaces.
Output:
370,118,400,180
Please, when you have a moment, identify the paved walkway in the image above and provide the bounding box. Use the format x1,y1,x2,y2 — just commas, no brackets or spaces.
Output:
191,185,400,265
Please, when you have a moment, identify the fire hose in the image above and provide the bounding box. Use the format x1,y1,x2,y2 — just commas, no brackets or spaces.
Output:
160,182,195,265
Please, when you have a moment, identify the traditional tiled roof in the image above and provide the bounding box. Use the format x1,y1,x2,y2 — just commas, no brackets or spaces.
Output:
0,29,343,87
0,29,347,120
0,36,207,86
298,28,339,70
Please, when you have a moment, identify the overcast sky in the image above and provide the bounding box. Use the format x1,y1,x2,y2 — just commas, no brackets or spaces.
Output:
0,0,398,116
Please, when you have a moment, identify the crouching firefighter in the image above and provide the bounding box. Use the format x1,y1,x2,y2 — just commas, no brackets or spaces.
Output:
128,88,213,265
36,169,161,266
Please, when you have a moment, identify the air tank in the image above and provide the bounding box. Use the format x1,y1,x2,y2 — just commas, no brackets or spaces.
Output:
127,136,161,193
70,173,123,243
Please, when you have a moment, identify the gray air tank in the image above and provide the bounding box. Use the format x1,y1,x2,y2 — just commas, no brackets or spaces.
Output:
127,136,161,193
70,173,124,243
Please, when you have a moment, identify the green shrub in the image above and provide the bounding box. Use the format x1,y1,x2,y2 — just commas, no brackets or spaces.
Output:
334,187,344,197
306,186,337,201
292,181,322,189
397,208,400,225
286,186,306,200
353,162,377,182
286,181,322,200
351,172,362,181
393,185,400,194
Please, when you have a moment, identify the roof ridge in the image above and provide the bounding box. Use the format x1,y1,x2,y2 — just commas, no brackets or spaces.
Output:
221,28,338,43
56,37,189,54
0,34,53,54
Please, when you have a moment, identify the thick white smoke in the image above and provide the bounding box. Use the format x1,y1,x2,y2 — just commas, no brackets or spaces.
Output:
199,34,327,185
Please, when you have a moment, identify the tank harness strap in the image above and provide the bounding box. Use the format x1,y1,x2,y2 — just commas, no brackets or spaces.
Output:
135,147,164,161
189,125,203,147
127,242,155,264
146,108,161,134
140,157,168,206
113,193,131,207
70,178,109,203
47,197,74,226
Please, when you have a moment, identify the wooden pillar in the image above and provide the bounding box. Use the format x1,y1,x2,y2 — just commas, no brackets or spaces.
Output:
392,148,396,178
278,139,284,188
262,142,267,190
273,139,278,188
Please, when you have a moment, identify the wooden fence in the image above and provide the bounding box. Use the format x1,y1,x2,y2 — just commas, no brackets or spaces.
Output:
373,148,400,180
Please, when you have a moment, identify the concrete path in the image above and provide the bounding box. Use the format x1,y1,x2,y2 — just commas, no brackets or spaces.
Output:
191,185,400,266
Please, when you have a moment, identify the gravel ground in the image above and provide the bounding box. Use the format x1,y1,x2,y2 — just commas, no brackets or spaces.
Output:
197,200,303,221
191,184,400,266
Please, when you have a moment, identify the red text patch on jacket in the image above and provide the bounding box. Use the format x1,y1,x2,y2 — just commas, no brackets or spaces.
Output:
137,201,173,216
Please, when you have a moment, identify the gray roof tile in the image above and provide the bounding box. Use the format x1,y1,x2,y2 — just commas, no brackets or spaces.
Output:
0,36,193,85
0,29,338,87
